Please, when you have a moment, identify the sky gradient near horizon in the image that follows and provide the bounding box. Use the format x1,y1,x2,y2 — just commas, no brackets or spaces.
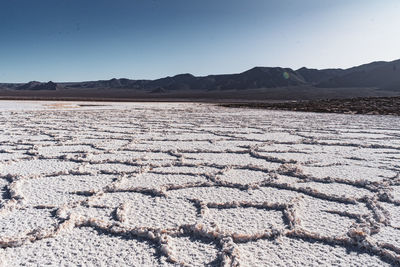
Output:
1,0,399,83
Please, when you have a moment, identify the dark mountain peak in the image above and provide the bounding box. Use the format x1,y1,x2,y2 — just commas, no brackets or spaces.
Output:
343,59,400,75
246,66,270,72
297,66,343,71
318,59,400,89
102,78,136,88
243,67,299,78
39,81,58,90
356,60,388,67
171,73,197,83
244,66,285,73
26,81,41,87
297,67,309,71
17,81,58,90
147,73,198,91
223,66,307,89
173,73,195,79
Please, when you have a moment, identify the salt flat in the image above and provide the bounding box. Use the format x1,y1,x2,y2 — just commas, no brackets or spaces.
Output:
0,101,400,266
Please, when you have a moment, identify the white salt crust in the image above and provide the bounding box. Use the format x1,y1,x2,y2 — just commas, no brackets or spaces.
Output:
0,101,399,266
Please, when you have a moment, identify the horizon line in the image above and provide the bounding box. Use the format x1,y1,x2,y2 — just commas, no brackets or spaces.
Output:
1,58,398,84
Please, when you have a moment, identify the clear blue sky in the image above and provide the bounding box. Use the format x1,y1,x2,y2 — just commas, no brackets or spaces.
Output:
1,0,399,82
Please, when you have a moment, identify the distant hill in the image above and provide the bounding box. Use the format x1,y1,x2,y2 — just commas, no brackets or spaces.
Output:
1,59,400,97
56,67,309,91
317,59,400,90
16,81,58,90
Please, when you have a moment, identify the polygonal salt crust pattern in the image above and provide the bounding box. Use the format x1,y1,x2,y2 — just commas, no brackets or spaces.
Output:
132,140,239,152
72,206,115,222
301,165,395,182
3,227,162,267
231,132,303,143
168,236,219,267
203,207,285,235
121,173,208,189
167,187,261,204
87,151,177,163
371,226,400,250
237,237,391,266
89,193,198,228
294,181,374,199
256,151,325,164
2,159,79,177
150,165,219,175
121,196,198,228
255,187,303,203
91,139,130,150
216,169,270,185
85,163,141,174
36,145,99,157
1,102,400,265
300,200,358,237
301,196,370,215
20,174,115,206
381,202,400,228
0,209,57,239
184,153,281,169
88,192,144,207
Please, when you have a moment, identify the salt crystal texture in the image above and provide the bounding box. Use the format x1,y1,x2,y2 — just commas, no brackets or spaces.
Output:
0,101,400,266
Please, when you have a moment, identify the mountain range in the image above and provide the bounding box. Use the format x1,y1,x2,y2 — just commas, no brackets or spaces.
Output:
0,59,399,101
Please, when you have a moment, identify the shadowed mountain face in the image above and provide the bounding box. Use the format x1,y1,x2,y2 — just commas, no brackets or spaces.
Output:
296,68,344,84
317,60,400,90
50,67,309,91
218,67,306,89
1,59,399,94
16,81,58,90
148,67,307,91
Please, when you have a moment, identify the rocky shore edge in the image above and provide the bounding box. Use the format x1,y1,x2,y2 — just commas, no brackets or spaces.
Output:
221,96,400,116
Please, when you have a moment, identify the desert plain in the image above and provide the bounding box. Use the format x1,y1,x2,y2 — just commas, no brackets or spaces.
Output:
0,101,400,266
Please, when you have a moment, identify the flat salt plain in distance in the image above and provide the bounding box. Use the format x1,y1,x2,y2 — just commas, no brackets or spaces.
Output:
0,100,400,266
